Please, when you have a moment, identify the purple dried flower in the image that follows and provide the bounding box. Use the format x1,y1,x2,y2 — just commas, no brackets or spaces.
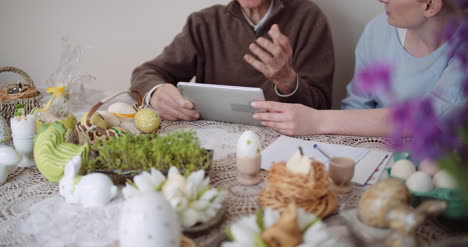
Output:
454,0,468,8
389,98,448,160
357,62,393,94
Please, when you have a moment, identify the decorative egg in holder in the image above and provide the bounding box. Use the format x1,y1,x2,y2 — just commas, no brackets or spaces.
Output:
386,154,466,219
11,114,37,167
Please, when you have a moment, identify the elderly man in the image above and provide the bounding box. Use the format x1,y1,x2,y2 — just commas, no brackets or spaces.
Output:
130,0,334,121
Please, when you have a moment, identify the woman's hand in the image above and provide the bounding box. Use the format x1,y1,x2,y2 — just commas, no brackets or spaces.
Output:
251,101,323,136
150,84,200,121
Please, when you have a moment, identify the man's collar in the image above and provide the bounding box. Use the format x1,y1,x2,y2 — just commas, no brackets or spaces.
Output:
226,0,284,21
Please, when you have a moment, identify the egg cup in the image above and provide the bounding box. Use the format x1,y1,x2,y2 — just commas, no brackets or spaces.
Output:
236,156,262,186
13,135,35,167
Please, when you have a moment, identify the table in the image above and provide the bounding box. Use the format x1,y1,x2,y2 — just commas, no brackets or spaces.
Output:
1,107,467,246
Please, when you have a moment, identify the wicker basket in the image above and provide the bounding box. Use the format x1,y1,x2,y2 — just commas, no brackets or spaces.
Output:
76,90,142,145
0,66,42,122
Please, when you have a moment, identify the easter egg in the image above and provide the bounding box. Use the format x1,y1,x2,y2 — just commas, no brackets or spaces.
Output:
418,159,440,176
134,108,160,133
406,171,433,193
120,192,181,247
433,170,457,189
236,130,261,158
109,127,127,136
108,102,136,118
98,111,121,128
80,112,108,129
390,159,416,180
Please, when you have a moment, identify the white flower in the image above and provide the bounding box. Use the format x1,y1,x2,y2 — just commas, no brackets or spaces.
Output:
224,216,260,247
122,168,165,199
123,166,226,228
223,207,336,247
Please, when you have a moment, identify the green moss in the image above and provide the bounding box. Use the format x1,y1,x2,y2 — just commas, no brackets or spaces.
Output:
86,130,211,173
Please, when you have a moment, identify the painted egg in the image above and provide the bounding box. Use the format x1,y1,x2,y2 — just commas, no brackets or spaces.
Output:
0,116,12,146
406,171,433,193
237,130,261,158
120,192,181,247
134,108,160,133
390,159,416,180
108,102,136,117
98,111,121,127
108,127,127,136
80,112,108,129
358,178,410,228
433,170,457,189
418,159,440,176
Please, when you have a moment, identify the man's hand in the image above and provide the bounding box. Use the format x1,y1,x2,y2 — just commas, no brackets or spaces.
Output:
251,101,323,136
244,24,296,94
150,84,200,121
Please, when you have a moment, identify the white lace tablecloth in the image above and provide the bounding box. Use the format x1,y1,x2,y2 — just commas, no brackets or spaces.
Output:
1,111,467,246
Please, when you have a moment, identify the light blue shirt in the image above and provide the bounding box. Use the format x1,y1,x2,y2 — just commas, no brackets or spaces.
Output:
341,13,465,118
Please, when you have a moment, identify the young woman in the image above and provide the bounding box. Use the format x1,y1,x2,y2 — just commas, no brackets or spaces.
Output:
252,0,466,137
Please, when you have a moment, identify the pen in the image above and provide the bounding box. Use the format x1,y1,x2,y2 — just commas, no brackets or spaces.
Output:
313,144,333,160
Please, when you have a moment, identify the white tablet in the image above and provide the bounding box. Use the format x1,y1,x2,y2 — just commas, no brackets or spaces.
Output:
177,82,265,125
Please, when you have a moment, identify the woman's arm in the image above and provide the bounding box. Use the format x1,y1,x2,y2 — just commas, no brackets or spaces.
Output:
251,101,393,137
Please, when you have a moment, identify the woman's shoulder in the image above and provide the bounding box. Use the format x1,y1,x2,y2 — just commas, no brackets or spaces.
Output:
357,13,401,56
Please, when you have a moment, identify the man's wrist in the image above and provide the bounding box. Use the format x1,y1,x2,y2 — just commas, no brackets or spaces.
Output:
274,73,299,97
143,83,166,108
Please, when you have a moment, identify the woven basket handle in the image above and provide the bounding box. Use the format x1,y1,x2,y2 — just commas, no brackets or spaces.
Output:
86,90,142,125
0,66,34,86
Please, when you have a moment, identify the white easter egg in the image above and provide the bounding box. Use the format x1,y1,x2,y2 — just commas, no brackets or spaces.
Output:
0,146,21,167
97,111,121,127
236,130,261,158
406,171,433,193
418,159,440,176
390,159,416,180
433,170,457,189
120,193,181,247
108,102,136,115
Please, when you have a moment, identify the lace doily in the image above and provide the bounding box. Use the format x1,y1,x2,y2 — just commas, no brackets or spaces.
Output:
1,120,467,247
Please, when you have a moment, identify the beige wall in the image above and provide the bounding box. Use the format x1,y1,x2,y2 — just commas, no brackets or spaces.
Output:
0,0,383,108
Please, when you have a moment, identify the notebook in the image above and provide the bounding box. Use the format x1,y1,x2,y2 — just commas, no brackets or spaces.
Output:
261,136,391,185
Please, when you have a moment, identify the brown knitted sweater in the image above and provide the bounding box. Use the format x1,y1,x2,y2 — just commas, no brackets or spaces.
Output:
131,0,334,109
